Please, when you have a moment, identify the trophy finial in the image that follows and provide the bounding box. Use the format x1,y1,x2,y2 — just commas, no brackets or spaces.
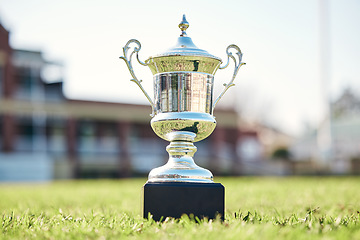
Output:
178,14,189,37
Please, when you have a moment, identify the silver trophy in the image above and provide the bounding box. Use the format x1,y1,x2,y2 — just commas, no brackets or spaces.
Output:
120,15,245,183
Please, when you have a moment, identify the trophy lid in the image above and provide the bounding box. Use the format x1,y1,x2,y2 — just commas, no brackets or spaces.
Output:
146,15,222,75
154,15,221,60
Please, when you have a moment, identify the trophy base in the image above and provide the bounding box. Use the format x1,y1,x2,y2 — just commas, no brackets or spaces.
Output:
142,182,224,221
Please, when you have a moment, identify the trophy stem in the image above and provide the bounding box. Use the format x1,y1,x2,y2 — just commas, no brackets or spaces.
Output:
148,136,214,183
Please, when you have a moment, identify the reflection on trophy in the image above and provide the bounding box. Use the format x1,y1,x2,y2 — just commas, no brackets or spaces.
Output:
120,15,245,221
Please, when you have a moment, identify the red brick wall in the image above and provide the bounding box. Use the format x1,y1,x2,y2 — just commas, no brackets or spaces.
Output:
0,24,14,97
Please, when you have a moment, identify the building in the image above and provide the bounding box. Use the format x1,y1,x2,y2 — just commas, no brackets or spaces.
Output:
0,22,268,181
290,88,360,174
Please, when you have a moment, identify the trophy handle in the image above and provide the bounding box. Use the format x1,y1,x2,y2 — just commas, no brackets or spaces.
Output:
120,39,155,117
212,44,245,111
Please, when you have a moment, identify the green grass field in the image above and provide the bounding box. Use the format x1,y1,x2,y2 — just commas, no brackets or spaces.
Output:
1,177,360,239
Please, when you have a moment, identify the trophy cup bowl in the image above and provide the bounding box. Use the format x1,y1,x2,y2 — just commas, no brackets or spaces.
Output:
120,15,245,220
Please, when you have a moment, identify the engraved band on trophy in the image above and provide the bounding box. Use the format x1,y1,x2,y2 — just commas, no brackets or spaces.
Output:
120,15,245,220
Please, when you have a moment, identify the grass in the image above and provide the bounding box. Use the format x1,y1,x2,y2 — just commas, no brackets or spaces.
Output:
1,177,360,239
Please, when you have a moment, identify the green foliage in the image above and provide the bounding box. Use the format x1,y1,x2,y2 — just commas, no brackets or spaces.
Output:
271,147,291,160
1,177,360,239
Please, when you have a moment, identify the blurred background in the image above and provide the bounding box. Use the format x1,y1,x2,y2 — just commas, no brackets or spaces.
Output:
0,0,359,181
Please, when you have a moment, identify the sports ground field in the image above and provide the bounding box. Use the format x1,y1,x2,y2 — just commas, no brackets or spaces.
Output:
1,177,360,239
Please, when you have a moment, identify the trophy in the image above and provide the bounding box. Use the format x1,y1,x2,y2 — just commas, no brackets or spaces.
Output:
120,15,245,221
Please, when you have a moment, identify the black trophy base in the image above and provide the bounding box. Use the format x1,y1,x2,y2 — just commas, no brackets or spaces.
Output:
142,182,224,221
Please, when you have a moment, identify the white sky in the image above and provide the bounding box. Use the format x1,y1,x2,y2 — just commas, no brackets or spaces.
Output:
0,0,359,136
